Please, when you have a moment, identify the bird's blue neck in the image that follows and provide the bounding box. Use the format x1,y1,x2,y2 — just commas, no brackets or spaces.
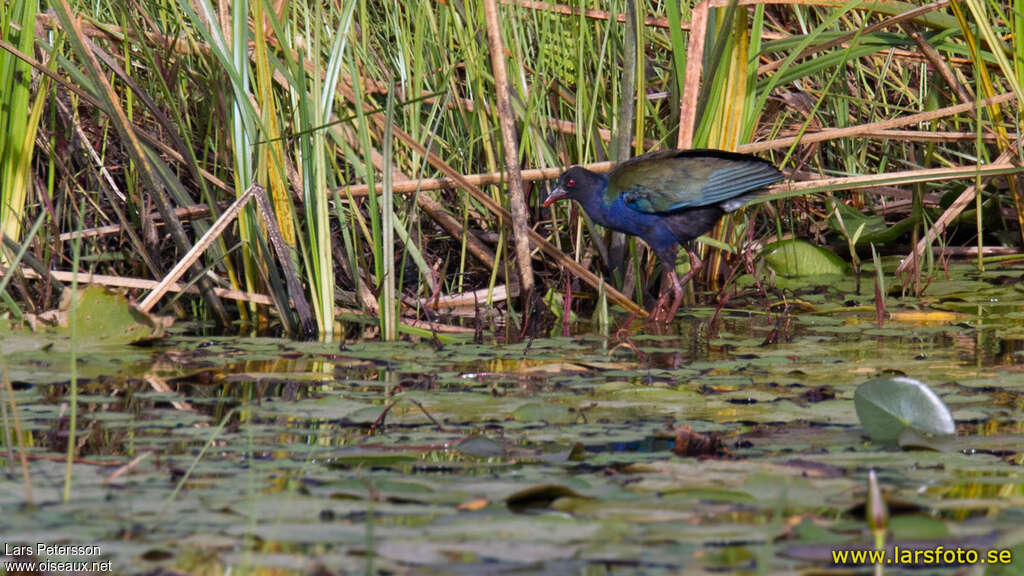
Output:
578,175,616,228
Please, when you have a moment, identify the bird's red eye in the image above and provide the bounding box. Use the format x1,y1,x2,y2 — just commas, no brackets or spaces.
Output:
567,178,576,187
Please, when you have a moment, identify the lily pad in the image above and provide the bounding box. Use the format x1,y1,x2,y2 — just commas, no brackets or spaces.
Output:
761,239,848,277
506,484,584,512
512,402,573,424
854,377,956,444
24,285,171,344
828,200,917,246
4,264,1024,575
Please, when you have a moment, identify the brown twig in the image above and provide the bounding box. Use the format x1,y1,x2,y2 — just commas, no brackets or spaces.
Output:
368,397,448,434
779,162,1023,194
59,204,216,241
104,451,153,484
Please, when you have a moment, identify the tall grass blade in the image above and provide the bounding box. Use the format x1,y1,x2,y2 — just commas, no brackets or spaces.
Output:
382,89,397,341
0,0,39,250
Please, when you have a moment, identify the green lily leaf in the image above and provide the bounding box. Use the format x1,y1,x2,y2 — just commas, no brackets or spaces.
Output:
761,239,848,277
854,377,956,445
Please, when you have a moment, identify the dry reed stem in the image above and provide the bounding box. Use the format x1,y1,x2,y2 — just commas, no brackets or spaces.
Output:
781,162,1021,194
901,19,973,104
2,268,476,333
896,150,1016,276
678,0,709,149
60,204,216,241
740,92,1018,154
4,268,274,303
485,0,536,300
342,88,1017,198
146,378,195,412
436,285,512,308
138,185,255,312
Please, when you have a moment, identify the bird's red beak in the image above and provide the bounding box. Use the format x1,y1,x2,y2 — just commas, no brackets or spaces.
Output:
543,186,569,207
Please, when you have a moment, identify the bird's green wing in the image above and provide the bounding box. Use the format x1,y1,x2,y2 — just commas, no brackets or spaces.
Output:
611,149,782,213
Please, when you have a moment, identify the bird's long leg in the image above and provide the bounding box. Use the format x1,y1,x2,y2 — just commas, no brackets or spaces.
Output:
664,248,704,321
651,272,673,323
661,269,684,323
678,248,704,287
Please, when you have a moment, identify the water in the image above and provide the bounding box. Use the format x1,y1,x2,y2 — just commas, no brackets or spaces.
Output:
2,266,1023,574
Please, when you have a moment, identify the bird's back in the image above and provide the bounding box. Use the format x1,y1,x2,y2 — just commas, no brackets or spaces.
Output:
609,149,782,214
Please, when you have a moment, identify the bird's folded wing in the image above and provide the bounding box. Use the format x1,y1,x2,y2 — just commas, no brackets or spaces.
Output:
613,150,782,213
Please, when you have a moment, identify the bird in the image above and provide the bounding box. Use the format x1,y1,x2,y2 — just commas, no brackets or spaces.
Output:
543,148,782,322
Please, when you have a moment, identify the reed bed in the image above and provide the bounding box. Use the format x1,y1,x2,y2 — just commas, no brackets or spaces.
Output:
0,0,1021,340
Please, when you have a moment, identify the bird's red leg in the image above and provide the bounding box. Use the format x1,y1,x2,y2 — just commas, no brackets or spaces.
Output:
662,269,684,323
665,249,704,321
678,248,704,287
650,272,672,323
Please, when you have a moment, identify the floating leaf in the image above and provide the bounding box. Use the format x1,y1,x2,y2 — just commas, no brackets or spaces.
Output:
456,435,507,458
506,484,584,512
323,452,418,469
854,377,956,444
761,239,848,277
511,402,573,424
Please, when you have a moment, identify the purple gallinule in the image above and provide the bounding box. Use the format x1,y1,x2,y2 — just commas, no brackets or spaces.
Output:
544,149,782,321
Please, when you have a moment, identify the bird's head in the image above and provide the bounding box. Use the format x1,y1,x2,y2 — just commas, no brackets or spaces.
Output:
543,166,604,207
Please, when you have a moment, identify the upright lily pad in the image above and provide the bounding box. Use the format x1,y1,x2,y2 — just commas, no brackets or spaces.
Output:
828,200,917,246
854,377,956,444
761,239,848,277
25,285,172,344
